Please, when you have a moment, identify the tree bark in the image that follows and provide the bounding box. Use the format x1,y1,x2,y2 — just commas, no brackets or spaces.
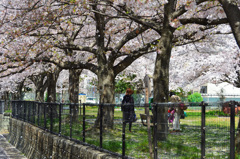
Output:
69,69,82,120
219,0,240,48
29,74,48,102
94,60,115,129
218,0,240,153
153,0,176,141
12,81,24,100
46,68,62,103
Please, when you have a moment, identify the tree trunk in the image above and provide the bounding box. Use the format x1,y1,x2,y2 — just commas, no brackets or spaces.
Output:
69,69,82,120
153,48,171,141
29,74,48,102
3,92,10,111
12,81,24,100
35,87,45,102
46,77,57,103
94,66,115,129
45,68,61,118
218,0,240,152
153,0,176,141
46,68,62,103
219,0,240,48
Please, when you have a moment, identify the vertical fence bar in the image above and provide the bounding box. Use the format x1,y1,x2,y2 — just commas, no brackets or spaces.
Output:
201,102,206,159
28,101,30,122
122,109,126,159
44,103,47,130
12,101,15,118
100,104,103,148
79,100,81,116
59,103,62,136
70,104,73,139
17,101,19,119
24,101,27,121
32,102,34,123
83,103,86,142
153,103,158,159
230,101,235,159
50,104,53,133
37,102,40,126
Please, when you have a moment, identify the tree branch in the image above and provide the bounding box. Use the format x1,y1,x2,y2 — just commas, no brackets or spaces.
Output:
179,18,228,26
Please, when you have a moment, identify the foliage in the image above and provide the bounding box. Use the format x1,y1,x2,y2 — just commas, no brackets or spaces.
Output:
187,92,203,103
171,87,191,101
205,110,229,117
44,92,48,102
115,72,139,94
4,110,12,113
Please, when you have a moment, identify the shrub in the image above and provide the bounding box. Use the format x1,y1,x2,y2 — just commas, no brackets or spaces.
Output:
187,92,203,103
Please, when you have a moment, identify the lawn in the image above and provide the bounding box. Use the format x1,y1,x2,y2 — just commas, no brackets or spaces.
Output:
32,105,239,158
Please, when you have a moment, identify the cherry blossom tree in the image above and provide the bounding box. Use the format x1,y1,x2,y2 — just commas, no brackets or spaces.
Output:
0,0,158,129
170,32,239,90
0,0,237,134
107,0,233,140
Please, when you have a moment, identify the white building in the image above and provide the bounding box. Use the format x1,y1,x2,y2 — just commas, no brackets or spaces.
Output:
193,82,240,102
194,82,240,95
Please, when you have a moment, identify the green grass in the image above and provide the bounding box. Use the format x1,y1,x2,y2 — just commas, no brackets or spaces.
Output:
33,107,237,158
4,110,12,113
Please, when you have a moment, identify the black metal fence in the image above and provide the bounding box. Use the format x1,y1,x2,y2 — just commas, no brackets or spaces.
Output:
11,100,238,159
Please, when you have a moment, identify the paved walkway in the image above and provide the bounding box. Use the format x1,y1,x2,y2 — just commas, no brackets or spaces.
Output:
0,115,28,159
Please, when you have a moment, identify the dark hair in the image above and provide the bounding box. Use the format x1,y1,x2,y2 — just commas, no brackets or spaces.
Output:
169,91,175,97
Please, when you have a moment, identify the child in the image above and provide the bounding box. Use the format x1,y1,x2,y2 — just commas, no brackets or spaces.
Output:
168,107,175,124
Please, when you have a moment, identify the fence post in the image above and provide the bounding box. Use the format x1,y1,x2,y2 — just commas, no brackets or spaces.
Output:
70,104,73,139
28,101,30,122
100,103,103,148
24,101,27,121
230,101,235,159
83,103,86,142
153,103,158,159
12,101,15,118
37,102,40,126
122,120,126,159
44,103,47,130
32,102,35,124
79,100,81,116
16,102,19,119
201,101,206,159
59,103,62,136
50,104,53,133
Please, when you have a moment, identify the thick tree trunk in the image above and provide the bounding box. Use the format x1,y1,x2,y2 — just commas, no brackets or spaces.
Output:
46,68,62,103
153,45,171,141
69,69,82,120
3,92,10,111
12,81,24,100
94,66,115,129
153,0,176,141
219,0,240,48
29,74,48,102
218,0,240,153
35,87,45,102
45,68,61,118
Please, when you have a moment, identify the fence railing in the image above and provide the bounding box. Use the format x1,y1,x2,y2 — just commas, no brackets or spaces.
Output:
11,100,239,159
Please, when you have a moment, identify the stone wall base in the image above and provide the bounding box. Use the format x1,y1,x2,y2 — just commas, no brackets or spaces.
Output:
8,118,119,159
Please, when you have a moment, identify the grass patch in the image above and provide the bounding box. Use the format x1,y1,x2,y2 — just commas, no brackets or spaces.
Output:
34,106,236,158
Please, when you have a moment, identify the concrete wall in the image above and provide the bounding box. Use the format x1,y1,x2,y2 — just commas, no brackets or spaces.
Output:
7,118,119,159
